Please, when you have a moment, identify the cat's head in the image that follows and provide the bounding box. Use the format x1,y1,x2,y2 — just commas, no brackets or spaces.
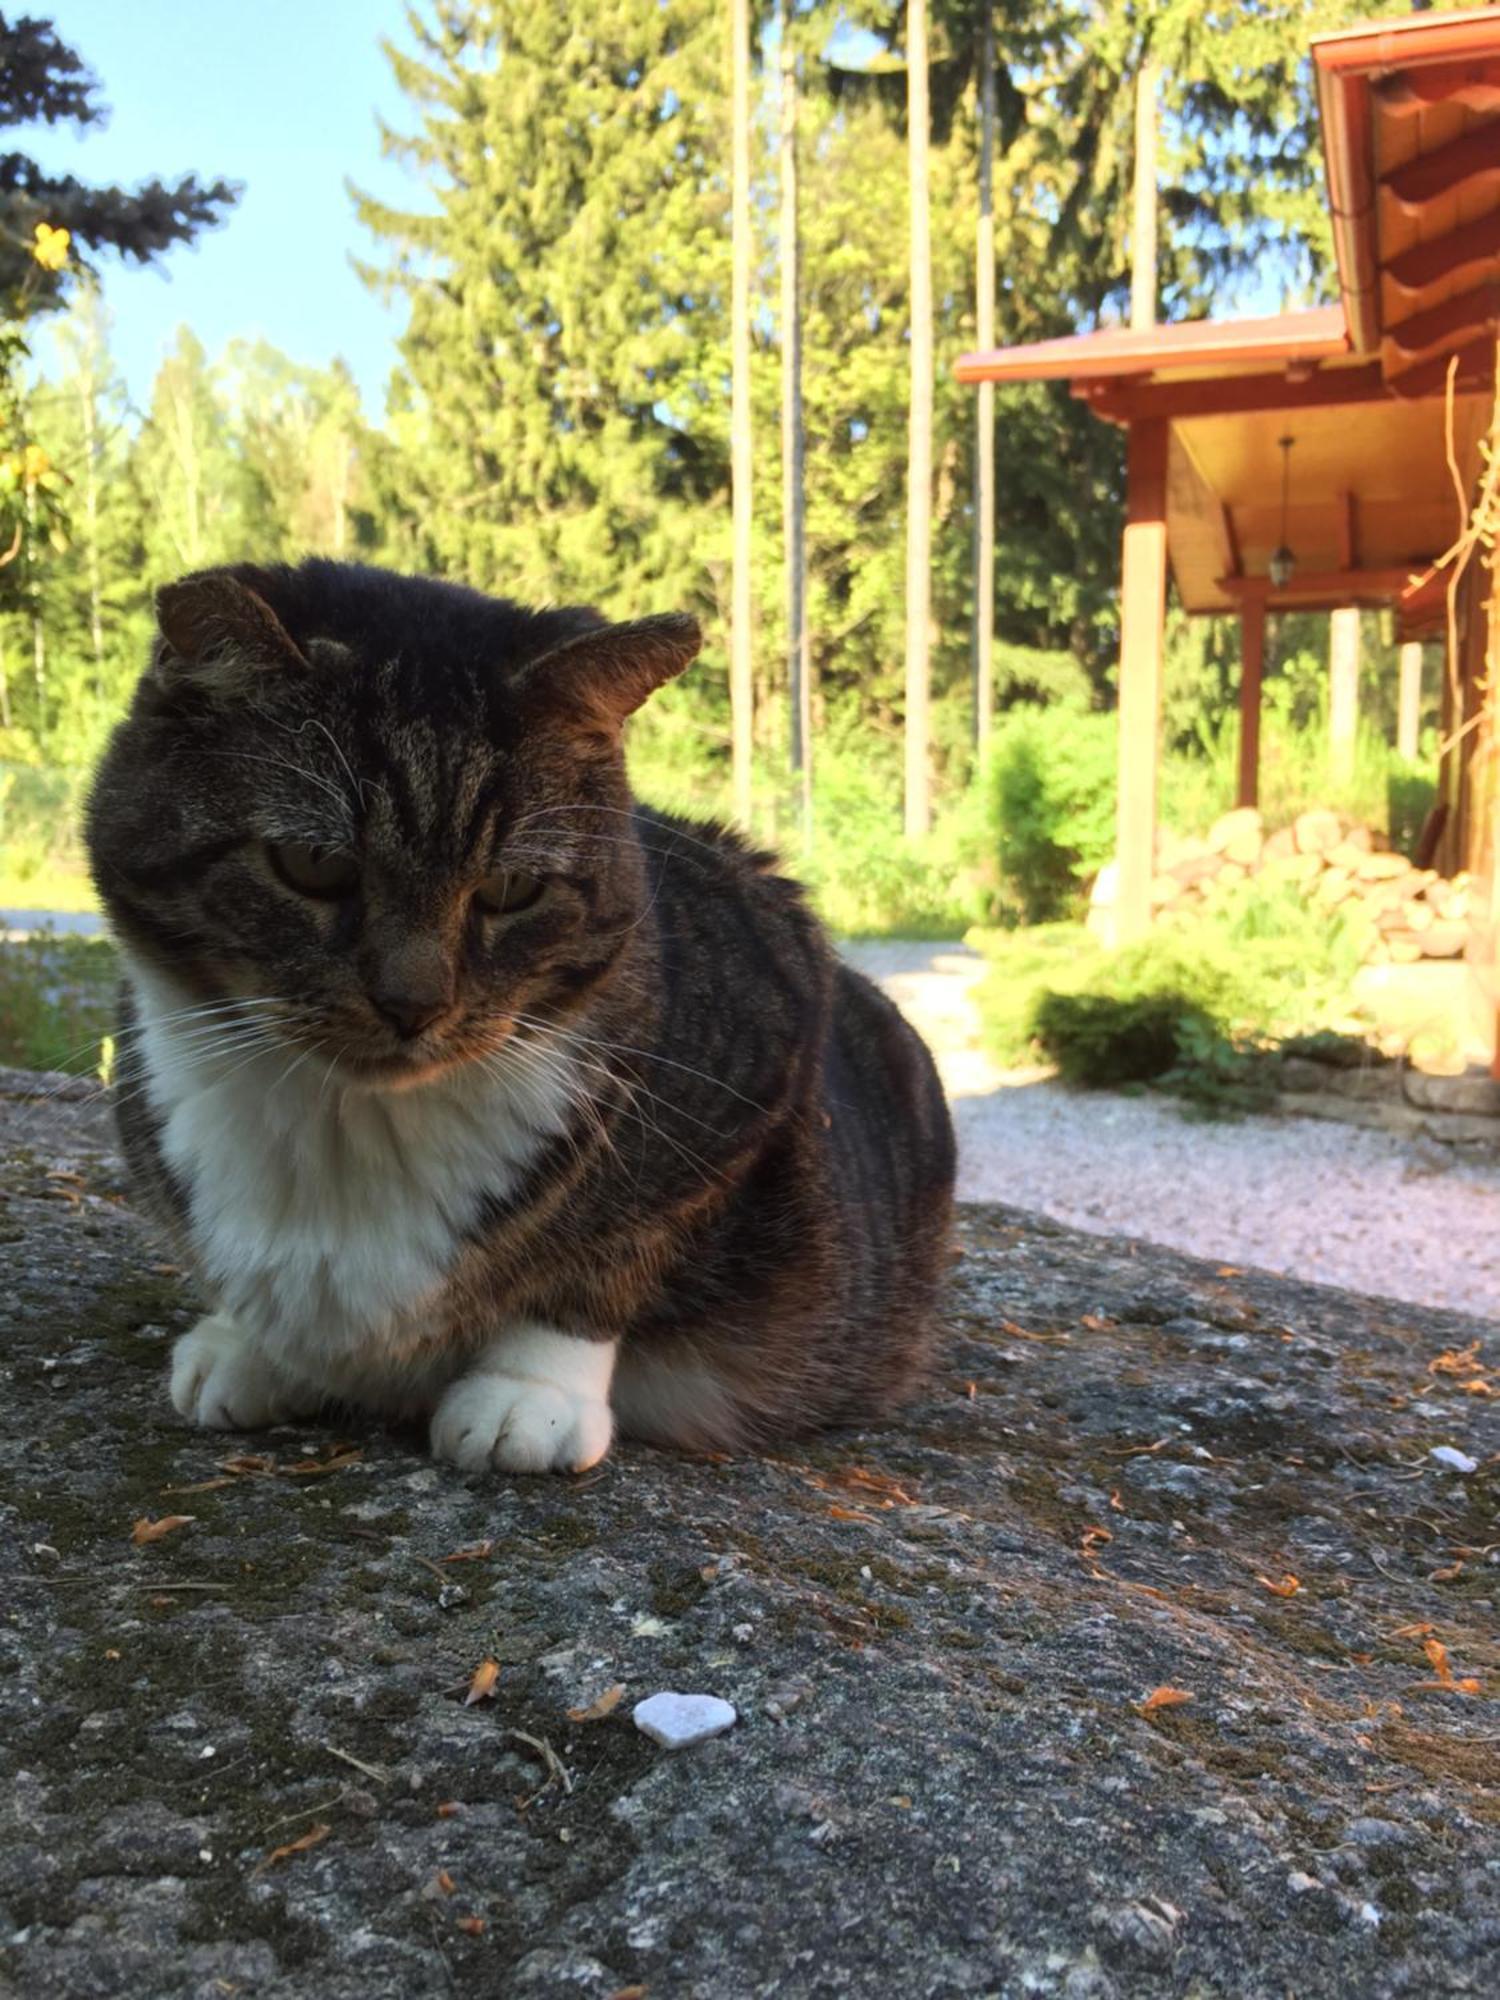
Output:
85,560,701,1086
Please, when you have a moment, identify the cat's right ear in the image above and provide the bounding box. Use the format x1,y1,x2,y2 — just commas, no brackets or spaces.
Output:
150,569,309,698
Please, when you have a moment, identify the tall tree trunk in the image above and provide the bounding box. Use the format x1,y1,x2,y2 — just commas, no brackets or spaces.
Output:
1131,60,1159,332
780,2,811,847
904,0,933,839
973,3,996,752
730,0,755,828
78,354,105,696
25,477,43,741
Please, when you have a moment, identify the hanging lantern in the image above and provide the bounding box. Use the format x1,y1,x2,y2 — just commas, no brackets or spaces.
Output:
1268,434,1296,588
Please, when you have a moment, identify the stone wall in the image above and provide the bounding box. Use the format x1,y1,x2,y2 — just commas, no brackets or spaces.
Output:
1274,1040,1500,1147
1091,807,1474,969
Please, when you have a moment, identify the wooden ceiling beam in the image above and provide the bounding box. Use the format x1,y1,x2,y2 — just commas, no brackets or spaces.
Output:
1219,501,1241,581
1386,334,1497,401
1382,120,1500,213
1078,363,1389,424
1336,491,1358,571
1219,567,1424,608
1385,210,1500,297
1377,60,1500,117
1388,280,1500,360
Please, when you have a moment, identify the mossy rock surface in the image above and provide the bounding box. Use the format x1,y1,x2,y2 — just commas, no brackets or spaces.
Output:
2,1071,1497,1998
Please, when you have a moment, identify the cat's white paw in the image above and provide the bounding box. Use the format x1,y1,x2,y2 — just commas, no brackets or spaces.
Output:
431,1369,614,1474
170,1313,320,1431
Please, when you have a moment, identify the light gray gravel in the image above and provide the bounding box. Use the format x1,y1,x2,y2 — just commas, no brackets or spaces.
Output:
843,938,1500,1321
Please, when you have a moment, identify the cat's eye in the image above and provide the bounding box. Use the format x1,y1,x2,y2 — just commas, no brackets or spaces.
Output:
267,841,360,900
475,867,544,916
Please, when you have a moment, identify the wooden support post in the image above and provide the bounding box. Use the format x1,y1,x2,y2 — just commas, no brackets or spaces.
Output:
1114,417,1168,945
1238,598,1266,809
1397,641,1423,761
1329,606,1361,789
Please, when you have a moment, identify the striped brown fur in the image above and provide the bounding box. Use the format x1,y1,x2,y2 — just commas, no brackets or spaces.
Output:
85,561,955,1465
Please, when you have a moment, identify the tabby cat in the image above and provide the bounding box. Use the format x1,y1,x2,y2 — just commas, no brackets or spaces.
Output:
85,562,955,1473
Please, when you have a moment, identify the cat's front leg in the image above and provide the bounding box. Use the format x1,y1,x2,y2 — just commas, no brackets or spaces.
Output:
430,1324,616,1475
170,1311,325,1431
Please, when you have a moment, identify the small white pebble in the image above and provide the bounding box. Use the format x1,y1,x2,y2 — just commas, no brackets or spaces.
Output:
198,1848,213,1864
732,1623,755,1644
1358,1902,1381,1928
1430,1446,1478,1475
632,1691,737,1750
1287,1871,1322,1895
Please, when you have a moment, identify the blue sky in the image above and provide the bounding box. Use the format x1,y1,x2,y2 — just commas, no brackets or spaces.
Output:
29,1,424,419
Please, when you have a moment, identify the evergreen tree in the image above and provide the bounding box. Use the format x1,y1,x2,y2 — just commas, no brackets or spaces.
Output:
353,2,731,620
0,13,237,318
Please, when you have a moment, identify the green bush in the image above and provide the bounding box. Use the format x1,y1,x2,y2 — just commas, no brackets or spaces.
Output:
986,702,1117,924
1030,988,1211,1087
970,868,1378,1111
0,929,118,1073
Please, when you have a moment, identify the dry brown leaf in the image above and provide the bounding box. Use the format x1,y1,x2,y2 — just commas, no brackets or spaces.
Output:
1391,1621,1435,1639
1081,1526,1113,1552
435,1801,462,1819
567,1683,626,1724
609,1987,649,2000
280,1447,363,1479
1216,1266,1244,1278
1108,1489,1124,1512
131,1514,194,1545
1462,1379,1493,1396
456,1916,486,1936
838,1464,918,1507
440,1541,495,1564
465,1658,500,1707
1080,1314,1116,1332
218,1454,276,1476
258,1823,330,1872
1257,1572,1301,1598
1430,1340,1483,1376
1423,1636,1454,1682
1430,1561,1466,1583
435,1869,456,1895
826,1503,875,1523
1139,1686,1194,1715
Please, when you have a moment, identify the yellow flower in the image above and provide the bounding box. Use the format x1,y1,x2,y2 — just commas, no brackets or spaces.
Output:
22,443,50,482
31,222,70,272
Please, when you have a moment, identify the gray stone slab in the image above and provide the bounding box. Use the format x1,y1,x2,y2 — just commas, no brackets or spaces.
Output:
2,1080,1497,1998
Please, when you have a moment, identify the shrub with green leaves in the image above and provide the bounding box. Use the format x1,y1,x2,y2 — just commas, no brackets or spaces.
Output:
0,928,118,1073
970,867,1378,1112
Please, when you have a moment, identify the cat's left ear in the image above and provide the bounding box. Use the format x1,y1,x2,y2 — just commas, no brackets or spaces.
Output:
518,613,702,731
152,568,309,696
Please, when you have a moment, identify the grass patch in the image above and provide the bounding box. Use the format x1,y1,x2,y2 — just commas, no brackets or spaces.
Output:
0,865,100,914
0,928,118,1072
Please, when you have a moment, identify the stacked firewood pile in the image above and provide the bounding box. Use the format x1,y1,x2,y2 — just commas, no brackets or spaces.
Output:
1132,808,1471,964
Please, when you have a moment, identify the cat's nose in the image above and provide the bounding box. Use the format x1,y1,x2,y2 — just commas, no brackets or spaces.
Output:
370,989,450,1039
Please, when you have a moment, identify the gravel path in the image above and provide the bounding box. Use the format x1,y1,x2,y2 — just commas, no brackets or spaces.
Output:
843,938,1500,1321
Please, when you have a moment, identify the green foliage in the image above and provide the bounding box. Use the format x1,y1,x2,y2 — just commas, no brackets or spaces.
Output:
1031,987,1211,1088
987,702,1117,924
971,869,1377,1112
0,927,116,1073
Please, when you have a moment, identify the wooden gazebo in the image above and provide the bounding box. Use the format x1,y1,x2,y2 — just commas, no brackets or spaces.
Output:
957,7,1500,1062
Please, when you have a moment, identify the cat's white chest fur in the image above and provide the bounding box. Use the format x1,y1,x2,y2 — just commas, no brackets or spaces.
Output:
129,963,573,1400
